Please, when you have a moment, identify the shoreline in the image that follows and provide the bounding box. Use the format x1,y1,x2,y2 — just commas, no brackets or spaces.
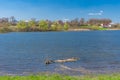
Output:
68,29,90,31
68,28,120,31
1,28,120,33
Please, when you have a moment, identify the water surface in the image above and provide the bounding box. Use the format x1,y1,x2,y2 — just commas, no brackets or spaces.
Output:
0,31,120,75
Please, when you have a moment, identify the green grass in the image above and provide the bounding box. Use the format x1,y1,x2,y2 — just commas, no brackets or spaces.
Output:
79,74,120,80
98,27,108,30
0,74,78,80
0,74,120,80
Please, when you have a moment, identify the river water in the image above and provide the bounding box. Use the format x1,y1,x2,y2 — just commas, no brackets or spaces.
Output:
0,31,120,75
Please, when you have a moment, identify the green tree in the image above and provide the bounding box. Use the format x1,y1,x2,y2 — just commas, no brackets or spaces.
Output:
64,22,69,30
50,21,58,31
17,20,28,31
38,20,48,31
50,21,63,31
28,20,36,31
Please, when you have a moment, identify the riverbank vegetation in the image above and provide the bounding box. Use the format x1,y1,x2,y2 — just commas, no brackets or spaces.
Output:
0,16,120,33
0,73,120,80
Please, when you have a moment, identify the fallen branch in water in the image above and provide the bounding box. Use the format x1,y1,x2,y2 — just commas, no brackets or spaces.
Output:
45,57,79,65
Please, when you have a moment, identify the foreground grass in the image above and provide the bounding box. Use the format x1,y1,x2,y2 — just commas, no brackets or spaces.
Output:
0,74,120,80
0,74,78,80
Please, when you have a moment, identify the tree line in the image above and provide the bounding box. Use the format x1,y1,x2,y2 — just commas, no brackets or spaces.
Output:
0,16,119,33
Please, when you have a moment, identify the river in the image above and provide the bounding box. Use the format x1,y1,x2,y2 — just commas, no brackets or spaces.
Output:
0,31,120,75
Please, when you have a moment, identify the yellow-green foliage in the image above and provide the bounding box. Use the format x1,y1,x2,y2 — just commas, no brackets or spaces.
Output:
50,21,58,31
90,25,100,30
88,26,108,30
38,20,49,31
17,20,28,31
64,23,69,30
0,27,12,33
98,27,107,30
28,20,36,28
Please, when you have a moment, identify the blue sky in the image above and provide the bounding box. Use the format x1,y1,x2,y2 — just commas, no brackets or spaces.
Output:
0,0,120,22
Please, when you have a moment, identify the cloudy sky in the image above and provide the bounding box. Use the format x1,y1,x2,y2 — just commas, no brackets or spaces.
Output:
0,0,120,22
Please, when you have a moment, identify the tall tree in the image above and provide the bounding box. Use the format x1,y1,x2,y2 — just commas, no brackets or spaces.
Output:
80,18,85,26
64,22,69,30
70,18,79,27
9,16,17,25
17,20,28,31
38,20,49,31
88,18,112,26
28,19,36,31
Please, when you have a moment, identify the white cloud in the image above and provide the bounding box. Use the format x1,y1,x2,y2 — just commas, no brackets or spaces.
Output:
88,13,102,15
88,10,103,16
100,10,103,13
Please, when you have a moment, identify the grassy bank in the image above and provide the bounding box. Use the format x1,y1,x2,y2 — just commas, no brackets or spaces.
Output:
0,74,78,80
0,74,120,80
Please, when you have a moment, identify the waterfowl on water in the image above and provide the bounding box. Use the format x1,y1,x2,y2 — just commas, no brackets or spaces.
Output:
45,60,54,64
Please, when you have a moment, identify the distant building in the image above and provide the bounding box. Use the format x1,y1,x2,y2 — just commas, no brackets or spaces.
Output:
101,23,114,28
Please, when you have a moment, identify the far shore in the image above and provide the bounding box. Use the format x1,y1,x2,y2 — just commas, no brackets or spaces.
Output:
68,28,120,31
107,28,120,30
68,29,90,31
1,28,120,33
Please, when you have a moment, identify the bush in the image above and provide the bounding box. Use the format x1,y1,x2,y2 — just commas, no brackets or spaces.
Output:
64,23,69,30
0,27,12,33
17,21,29,31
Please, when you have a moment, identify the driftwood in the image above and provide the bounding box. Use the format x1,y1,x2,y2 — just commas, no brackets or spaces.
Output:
45,57,79,65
